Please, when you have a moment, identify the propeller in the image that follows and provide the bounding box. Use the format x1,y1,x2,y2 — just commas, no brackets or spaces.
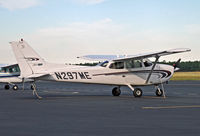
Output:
173,58,181,71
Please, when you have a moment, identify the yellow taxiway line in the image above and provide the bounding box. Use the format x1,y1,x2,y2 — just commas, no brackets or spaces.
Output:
142,105,200,109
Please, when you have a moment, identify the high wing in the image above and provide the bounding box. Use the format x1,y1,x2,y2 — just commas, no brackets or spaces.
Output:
113,48,191,61
78,48,191,61
77,55,130,61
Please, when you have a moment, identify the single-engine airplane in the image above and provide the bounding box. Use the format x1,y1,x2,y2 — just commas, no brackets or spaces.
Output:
0,64,33,90
10,39,191,99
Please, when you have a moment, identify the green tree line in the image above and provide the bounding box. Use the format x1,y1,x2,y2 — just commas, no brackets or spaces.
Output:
161,61,200,72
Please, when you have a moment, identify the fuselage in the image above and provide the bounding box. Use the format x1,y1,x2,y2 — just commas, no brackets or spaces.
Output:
39,61,174,86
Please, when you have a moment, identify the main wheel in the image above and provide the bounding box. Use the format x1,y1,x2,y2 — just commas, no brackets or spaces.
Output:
156,88,163,97
133,88,143,97
4,84,10,90
13,85,18,91
112,87,121,96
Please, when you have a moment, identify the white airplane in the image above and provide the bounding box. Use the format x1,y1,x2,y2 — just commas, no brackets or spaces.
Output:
0,64,33,90
10,39,190,99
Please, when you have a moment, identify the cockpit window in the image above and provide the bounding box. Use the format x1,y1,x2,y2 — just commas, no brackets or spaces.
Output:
143,59,153,67
109,62,124,69
100,61,109,67
125,59,142,69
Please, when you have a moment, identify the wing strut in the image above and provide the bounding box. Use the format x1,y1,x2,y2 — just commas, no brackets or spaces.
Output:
145,56,160,84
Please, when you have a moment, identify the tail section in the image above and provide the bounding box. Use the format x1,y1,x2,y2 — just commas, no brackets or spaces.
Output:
10,39,47,78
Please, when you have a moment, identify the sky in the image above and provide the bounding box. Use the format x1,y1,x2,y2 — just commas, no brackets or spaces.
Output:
0,0,199,64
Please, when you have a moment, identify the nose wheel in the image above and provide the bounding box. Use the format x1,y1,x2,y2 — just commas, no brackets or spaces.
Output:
112,87,121,96
155,88,163,96
31,84,34,90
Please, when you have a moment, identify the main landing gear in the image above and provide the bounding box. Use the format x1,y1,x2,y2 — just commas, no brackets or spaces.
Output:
111,85,143,97
112,87,121,96
112,85,165,98
133,88,143,97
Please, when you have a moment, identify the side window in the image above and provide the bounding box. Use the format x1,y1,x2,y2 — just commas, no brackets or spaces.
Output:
143,59,153,67
9,68,13,73
125,59,142,69
109,62,124,69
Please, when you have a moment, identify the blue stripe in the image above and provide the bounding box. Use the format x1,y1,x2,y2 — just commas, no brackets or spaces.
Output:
0,75,20,78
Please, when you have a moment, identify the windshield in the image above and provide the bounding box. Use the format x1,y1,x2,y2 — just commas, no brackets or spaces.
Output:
99,61,109,67
143,59,153,67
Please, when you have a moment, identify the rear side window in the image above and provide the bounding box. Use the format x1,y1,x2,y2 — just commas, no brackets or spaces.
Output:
109,62,124,69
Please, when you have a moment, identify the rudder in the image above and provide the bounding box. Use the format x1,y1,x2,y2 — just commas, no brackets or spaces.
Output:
10,39,46,78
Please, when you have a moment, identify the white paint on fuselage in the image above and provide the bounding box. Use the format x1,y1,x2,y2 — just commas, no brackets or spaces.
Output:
39,63,174,86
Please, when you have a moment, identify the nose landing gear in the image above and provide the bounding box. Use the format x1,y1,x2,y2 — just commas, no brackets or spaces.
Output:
155,85,166,98
155,88,163,97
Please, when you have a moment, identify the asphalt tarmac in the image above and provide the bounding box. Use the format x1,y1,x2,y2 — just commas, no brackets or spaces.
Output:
0,81,200,136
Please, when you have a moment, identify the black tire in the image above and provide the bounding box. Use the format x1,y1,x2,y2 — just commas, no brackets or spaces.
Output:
133,88,142,97
13,85,18,91
4,85,10,90
31,85,34,90
156,88,163,97
112,87,121,96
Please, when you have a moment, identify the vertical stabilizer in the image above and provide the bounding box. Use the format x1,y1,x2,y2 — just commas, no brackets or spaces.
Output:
10,39,46,78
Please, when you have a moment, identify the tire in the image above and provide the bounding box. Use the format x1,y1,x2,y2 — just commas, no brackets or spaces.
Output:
156,88,163,97
133,88,142,97
31,85,34,90
13,85,18,91
112,87,121,96
4,85,10,90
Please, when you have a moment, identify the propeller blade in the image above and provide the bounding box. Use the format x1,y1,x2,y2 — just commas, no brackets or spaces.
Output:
173,58,181,69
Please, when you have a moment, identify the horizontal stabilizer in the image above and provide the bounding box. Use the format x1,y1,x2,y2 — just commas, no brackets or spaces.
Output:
27,73,49,79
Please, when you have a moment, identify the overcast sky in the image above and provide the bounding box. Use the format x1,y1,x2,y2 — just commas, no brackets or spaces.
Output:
0,0,199,64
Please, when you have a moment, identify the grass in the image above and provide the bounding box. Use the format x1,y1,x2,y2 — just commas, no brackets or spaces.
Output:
171,71,200,80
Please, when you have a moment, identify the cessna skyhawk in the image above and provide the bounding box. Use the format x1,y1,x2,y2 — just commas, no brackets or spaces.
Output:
10,39,190,99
